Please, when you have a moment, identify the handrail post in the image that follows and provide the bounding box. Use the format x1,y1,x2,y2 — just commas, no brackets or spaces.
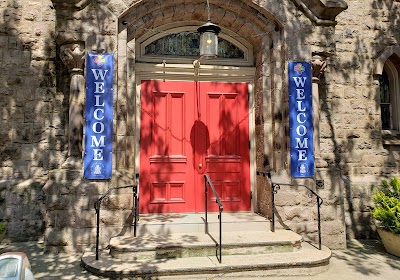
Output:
204,174,223,263
317,196,322,250
205,177,208,234
133,173,140,237
271,183,275,232
94,200,100,260
133,185,138,237
219,211,222,263
271,182,280,233
94,184,137,261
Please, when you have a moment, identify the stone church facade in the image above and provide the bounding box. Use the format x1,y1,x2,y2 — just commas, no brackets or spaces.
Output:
0,0,399,252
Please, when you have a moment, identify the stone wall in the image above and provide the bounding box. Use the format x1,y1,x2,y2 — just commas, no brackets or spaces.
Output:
0,0,56,241
0,179,46,242
326,0,400,239
0,0,56,179
43,170,135,252
272,0,400,247
0,0,399,252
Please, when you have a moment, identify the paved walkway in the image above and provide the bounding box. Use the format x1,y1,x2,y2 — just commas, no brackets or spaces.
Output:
1,239,399,279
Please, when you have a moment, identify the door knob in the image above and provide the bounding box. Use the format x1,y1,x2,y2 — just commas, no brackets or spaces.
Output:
199,163,203,168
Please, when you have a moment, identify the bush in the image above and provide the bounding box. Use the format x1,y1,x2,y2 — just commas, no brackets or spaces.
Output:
372,178,400,234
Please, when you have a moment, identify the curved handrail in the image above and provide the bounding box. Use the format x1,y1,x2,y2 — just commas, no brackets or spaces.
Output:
256,170,324,250
272,182,324,205
204,174,223,211
94,184,137,260
204,174,223,263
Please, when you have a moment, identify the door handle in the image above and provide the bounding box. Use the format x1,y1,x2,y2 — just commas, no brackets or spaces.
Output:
198,163,203,168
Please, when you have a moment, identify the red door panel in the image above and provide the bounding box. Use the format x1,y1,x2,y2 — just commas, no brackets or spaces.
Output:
140,80,250,213
140,80,195,213
202,82,250,212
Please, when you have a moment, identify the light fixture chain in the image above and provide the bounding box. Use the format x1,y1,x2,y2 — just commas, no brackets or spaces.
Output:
207,0,211,21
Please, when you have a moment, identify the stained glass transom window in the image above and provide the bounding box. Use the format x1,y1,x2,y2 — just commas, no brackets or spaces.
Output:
144,31,244,59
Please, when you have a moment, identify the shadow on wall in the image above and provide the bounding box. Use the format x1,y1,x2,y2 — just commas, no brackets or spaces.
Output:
319,0,400,241
0,0,58,242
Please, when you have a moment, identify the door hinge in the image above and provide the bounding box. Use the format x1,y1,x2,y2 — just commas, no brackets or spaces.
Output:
250,191,253,201
248,141,251,149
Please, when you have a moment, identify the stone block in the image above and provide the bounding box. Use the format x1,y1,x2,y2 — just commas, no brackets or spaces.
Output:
20,144,34,161
46,194,70,210
102,193,133,210
43,180,60,195
100,209,132,227
3,50,30,67
275,189,314,206
7,219,44,241
8,204,42,220
100,225,129,246
319,205,339,221
321,220,345,236
45,227,73,247
75,210,96,228
345,211,375,239
322,233,346,250
44,211,56,228
72,227,96,245
76,182,108,196
71,196,91,211
0,167,14,179
284,207,311,222
0,36,8,48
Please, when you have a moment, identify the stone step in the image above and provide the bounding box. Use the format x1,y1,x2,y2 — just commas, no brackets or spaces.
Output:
133,212,271,235
82,212,331,277
109,230,302,260
81,241,331,278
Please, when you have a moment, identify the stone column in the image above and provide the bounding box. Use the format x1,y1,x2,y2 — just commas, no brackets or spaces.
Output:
311,55,327,160
60,43,85,169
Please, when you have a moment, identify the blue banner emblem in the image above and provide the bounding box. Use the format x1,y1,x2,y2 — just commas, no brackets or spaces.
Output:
84,53,114,179
288,61,314,178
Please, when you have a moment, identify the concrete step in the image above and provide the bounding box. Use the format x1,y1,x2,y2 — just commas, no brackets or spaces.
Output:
133,212,271,235
81,241,331,278
82,212,331,278
109,230,302,260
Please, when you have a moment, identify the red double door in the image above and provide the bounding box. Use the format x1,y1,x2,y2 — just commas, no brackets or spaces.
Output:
139,80,250,213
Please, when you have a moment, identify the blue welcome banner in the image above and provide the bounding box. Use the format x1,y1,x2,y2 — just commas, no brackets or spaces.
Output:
288,61,314,178
84,53,114,179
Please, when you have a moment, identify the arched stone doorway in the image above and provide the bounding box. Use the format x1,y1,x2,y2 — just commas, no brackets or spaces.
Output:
117,1,285,216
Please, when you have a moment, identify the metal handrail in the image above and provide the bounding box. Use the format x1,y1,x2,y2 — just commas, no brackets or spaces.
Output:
133,173,140,237
257,170,324,250
133,184,139,237
204,174,224,263
94,184,137,260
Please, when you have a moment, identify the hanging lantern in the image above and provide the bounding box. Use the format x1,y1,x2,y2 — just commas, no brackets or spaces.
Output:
197,21,221,59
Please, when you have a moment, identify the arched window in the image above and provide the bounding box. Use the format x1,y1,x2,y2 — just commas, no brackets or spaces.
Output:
136,23,253,66
379,59,400,131
374,47,400,136
144,31,244,59
379,68,391,130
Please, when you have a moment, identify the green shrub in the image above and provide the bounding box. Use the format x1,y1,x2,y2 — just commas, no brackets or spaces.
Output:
372,178,400,234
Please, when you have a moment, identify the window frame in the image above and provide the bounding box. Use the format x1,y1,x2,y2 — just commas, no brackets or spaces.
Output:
374,47,400,145
135,22,254,67
380,60,400,132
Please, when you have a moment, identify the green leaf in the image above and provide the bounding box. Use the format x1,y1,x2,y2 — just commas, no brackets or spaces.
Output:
372,178,400,234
